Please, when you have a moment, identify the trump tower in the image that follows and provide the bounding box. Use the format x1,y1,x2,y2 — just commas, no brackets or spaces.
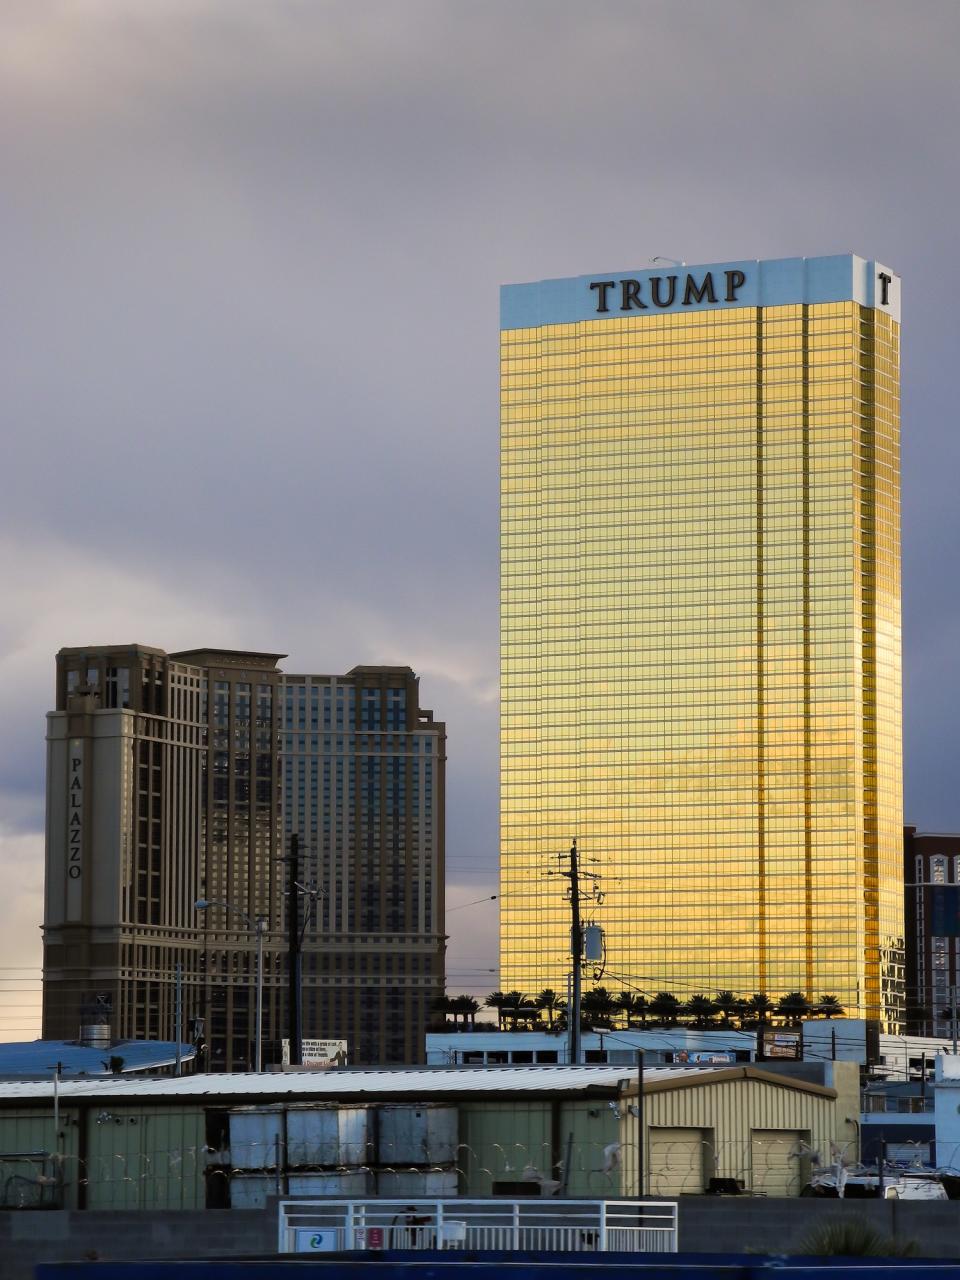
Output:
499,255,903,1028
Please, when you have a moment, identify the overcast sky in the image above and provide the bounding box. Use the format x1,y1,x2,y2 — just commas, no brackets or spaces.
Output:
1,0,958,1037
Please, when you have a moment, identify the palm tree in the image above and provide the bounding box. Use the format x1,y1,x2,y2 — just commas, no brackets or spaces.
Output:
649,991,682,1026
514,997,540,1028
685,994,717,1028
747,993,773,1026
450,994,480,1029
581,986,618,1028
484,991,507,1031
501,990,527,1028
631,994,649,1027
535,989,564,1027
617,991,648,1028
817,995,844,1020
777,992,810,1026
714,990,741,1027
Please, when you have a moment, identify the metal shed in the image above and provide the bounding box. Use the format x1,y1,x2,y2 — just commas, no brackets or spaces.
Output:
619,1064,852,1197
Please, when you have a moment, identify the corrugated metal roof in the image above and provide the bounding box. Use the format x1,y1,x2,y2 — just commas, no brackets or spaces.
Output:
0,1039,196,1079
625,1064,838,1099
0,1063,705,1103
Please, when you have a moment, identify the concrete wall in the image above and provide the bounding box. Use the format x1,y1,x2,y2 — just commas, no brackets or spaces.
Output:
0,1209,275,1280
677,1195,960,1258
5,1198,960,1278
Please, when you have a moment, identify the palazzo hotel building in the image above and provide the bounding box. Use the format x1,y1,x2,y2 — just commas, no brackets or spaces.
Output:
43,646,445,1067
499,254,904,1027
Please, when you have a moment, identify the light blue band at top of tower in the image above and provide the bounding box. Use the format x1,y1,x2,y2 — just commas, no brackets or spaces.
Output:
500,254,900,330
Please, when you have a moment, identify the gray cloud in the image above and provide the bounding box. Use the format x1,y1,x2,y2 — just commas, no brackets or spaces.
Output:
1,0,959,1020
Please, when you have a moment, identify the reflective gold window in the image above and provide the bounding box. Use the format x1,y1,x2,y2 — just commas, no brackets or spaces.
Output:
500,292,903,1027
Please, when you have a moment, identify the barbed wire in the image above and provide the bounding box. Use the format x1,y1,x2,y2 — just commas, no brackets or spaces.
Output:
0,1134,890,1207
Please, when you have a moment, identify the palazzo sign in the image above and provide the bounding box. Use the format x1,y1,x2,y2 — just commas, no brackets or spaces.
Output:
66,742,84,914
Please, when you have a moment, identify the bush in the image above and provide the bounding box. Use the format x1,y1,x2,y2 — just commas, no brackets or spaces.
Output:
793,1216,917,1257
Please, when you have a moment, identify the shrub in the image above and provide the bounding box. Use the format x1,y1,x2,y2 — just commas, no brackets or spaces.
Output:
793,1216,917,1258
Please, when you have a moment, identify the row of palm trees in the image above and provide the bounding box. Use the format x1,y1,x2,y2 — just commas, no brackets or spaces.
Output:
432,987,844,1031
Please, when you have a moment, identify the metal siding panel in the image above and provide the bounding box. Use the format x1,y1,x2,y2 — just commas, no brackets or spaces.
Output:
377,1105,457,1164
286,1107,339,1167
0,1107,77,1208
458,1102,551,1196
559,1099,619,1198
377,1168,458,1196
147,1107,206,1209
229,1108,282,1168
85,1106,206,1210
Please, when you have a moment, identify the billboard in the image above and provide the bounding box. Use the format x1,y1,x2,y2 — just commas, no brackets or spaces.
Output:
761,1030,801,1060
282,1038,348,1069
670,1050,736,1065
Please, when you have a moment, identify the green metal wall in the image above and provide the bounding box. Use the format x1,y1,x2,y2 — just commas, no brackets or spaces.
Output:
0,1107,79,1209
458,1099,618,1197
0,1094,621,1210
84,1106,206,1209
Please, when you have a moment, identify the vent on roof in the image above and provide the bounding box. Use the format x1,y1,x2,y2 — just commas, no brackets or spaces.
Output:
79,1023,111,1049
79,993,112,1049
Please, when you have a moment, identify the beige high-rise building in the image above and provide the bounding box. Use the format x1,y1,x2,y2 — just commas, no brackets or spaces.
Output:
43,646,445,1067
499,255,903,1027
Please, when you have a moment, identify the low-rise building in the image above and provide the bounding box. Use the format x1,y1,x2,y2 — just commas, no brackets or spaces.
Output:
620,1062,858,1198
0,1063,855,1209
932,1055,960,1169
860,1078,934,1167
426,1029,756,1067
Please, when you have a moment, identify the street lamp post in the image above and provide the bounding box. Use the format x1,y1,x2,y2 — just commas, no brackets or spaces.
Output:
195,898,267,1072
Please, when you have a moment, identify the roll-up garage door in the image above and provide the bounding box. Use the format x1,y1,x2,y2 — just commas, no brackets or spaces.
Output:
751,1129,807,1196
647,1127,707,1196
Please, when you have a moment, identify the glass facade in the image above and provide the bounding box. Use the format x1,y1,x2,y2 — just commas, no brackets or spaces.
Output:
500,257,903,1027
278,670,444,1064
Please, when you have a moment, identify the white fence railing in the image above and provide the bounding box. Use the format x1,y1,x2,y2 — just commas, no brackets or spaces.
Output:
278,1197,678,1255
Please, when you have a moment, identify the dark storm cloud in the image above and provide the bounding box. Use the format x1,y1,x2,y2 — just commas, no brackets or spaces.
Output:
1,0,959,1010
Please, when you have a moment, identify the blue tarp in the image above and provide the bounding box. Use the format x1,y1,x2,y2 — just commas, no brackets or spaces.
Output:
0,1040,195,1079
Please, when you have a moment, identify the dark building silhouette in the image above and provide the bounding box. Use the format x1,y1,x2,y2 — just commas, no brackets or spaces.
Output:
43,646,445,1068
904,825,960,1037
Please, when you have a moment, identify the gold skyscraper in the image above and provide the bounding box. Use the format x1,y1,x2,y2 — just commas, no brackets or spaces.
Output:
500,255,903,1027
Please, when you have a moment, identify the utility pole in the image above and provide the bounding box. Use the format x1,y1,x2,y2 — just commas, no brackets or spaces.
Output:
563,838,583,1066
174,962,183,1077
254,916,266,1072
636,1049,645,1199
549,837,604,1067
287,832,302,1067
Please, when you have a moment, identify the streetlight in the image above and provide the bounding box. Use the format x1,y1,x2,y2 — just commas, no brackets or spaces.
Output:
195,898,267,1072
